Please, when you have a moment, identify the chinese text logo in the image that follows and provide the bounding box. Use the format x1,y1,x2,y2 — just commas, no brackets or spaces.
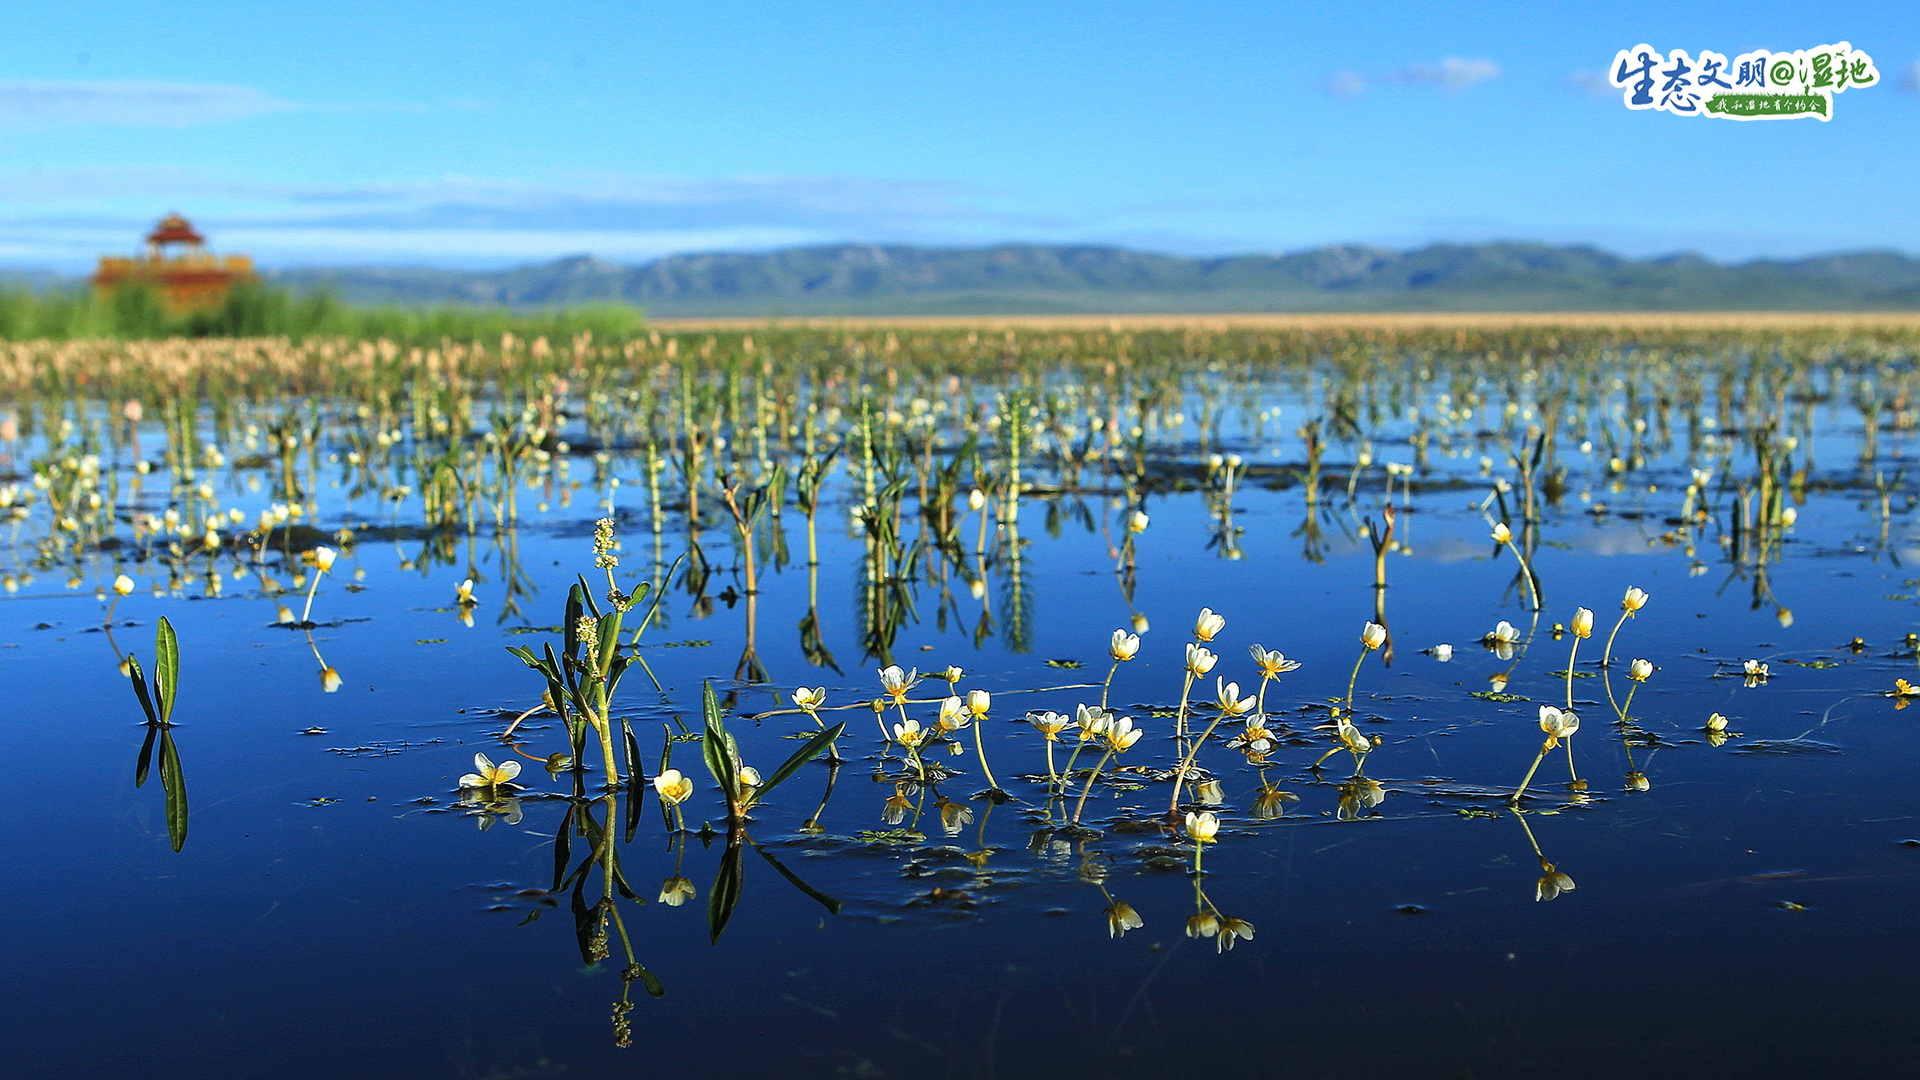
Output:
1610,42,1877,121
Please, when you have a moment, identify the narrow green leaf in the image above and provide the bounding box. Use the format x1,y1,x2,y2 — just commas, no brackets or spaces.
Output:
707,836,745,944
158,727,188,852
756,722,846,800
154,616,179,726
134,721,159,788
126,655,158,726
551,805,575,892
701,681,740,808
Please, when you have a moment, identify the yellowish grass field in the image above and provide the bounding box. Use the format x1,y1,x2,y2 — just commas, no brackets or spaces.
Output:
651,311,1920,332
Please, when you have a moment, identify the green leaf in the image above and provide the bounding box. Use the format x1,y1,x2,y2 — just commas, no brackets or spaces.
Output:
507,644,556,680
754,722,845,802
631,961,666,1000
134,721,158,788
701,681,741,810
707,835,744,945
154,616,179,726
158,727,188,852
551,804,574,893
126,655,158,726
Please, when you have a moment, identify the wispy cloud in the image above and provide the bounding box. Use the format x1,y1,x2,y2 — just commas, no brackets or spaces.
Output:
0,170,1070,266
1566,70,1615,98
1903,59,1920,93
0,80,292,128
1401,57,1502,90
1323,56,1503,98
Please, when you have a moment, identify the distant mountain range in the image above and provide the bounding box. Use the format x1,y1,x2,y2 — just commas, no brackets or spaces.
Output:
247,241,1920,314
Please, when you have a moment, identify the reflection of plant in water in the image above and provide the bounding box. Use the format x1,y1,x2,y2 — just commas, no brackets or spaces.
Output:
126,616,187,852
1512,808,1576,902
1183,811,1254,951
1514,705,1580,805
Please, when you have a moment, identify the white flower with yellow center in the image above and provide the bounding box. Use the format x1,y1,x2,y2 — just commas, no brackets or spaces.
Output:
1028,711,1069,740
1248,644,1300,678
1214,678,1255,716
878,665,919,702
1538,704,1580,747
1193,608,1225,643
653,769,694,806
459,752,522,790
1184,643,1218,676
1109,629,1141,662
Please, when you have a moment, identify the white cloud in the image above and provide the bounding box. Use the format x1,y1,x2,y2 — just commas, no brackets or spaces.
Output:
0,80,292,128
1401,57,1502,90
1324,57,1502,98
0,169,1063,267
1566,70,1615,98
1323,70,1369,99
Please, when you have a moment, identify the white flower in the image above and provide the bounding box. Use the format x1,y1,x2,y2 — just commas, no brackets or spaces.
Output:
459,752,522,790
1570,607,1594,639
1538,705,1580,745
1628,658,1654,682
1184,810,1219,843
1214,678,1255,716
737,765,762,788
892,718,927,747
1743,659,1769,680
1184,643,1218,676
1109,629,1141,662
1128,509,1149,533
1491,522,1513,545
1361,622,1387,651
793,686,826,713
1106,901,1144,938
653,769,694,805
658,876,696,906
1622,586,1649,613
1432,643,1453,662
878,665,919,700
1028,711,1069,739
1074,703,1111,741
1248,644,1300,678
937,696,968,730
968,488,987,512
310,546,337,572
1194,607,1226,642
966,689,991,718
1103,715,1143,751
1704,711,1729,732
455,578,476,604
112,574,134,596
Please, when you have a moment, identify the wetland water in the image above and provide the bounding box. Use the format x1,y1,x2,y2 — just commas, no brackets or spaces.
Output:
3,324,1919,1079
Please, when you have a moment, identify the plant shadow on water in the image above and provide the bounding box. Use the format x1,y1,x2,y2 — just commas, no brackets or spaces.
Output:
3,322,1920,1077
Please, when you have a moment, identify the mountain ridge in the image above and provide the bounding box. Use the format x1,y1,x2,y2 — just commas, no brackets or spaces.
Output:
256,241,1920,314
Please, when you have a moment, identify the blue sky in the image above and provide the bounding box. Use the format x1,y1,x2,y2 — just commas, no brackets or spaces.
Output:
0,0,1915,269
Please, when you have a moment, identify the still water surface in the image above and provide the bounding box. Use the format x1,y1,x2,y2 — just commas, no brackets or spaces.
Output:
3,342,1918,1079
